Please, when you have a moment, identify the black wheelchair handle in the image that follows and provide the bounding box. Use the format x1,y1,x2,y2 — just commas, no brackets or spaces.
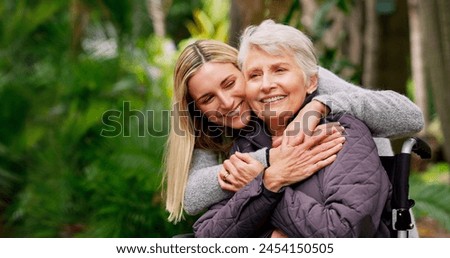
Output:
401,137,432,159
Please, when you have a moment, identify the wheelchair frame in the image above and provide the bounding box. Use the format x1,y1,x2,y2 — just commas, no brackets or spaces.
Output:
380,137,431,238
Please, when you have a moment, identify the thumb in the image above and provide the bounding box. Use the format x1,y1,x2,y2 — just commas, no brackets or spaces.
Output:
272,137,282,148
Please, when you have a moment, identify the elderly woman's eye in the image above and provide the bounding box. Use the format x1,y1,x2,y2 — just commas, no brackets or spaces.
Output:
249,73,259,79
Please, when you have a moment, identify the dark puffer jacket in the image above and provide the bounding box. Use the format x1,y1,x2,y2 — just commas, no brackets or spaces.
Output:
193,114,392,237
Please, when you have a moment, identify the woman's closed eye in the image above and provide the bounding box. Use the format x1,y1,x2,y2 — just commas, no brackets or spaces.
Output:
274,66,287,73
223,80,235,89
199,94,214,104
248,72,261,79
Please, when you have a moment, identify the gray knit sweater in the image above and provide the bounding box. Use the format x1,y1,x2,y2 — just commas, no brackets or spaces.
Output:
183,67,424,216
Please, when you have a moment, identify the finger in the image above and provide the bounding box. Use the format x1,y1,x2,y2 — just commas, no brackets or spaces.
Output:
221,184,238,192
313,122,341,136
281,130,289,150
218,174,238,192
235,152,264,168
223,157,242,175
219,169,230,184
284,120,307,146
310,136,344,155
284,118,302,137
310,141,344,163
282,129,306,149
229,154,251,171
230,152,263,185
223,160,237,179
302,110,322,136
229,153,242,165
217,169,228,184
315,154,338,171
290,153,336,183
229,154,250,175
223,159,231,172
289,131,306,146
272,137,282,148
300,129,330,150
302,153,338,178
234,151,254,164
319,132,345,145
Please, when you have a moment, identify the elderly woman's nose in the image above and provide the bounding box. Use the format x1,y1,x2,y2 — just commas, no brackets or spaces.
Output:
261,74,274,92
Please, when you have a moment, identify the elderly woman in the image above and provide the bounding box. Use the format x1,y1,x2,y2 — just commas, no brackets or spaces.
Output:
193,20,393,237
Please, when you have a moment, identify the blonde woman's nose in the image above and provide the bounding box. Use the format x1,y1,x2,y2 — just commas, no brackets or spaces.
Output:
218,92,234,110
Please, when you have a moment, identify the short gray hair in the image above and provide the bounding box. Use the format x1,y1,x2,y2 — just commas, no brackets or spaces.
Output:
238,20,318,79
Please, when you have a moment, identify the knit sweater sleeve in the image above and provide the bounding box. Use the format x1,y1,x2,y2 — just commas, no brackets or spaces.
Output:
313,67,424,138
184,148,269,215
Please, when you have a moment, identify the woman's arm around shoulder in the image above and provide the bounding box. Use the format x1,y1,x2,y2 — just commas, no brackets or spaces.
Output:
314,67,424,138
184,149,231,216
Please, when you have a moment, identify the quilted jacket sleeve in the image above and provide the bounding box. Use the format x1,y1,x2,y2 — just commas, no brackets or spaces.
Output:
271,114,391,237
193,174,283,237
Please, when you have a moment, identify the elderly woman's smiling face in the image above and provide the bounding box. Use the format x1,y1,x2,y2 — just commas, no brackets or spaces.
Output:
242,46,318,132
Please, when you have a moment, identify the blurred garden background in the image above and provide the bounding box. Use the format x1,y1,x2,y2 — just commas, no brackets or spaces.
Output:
0,0,449,237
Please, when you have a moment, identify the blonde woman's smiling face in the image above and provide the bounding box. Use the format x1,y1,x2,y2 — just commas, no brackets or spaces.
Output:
188,62,251,129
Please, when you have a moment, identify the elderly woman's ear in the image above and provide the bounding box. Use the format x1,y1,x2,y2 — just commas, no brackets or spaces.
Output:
306,74,319,94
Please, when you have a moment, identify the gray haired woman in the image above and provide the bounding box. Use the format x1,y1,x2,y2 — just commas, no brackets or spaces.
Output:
192,20,421,237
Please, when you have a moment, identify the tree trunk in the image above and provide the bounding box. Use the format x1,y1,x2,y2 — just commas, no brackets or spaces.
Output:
419,0,450,163
229,0,265,47
299,0,318,32
377,0,410,94
147,0,166,37
346,1,364,70
362,0,379,89
408,0,428,135
228,0,291,47
70,0,90,56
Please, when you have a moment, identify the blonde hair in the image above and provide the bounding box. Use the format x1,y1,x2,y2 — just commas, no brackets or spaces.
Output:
163,40,239,223
238,19,318,82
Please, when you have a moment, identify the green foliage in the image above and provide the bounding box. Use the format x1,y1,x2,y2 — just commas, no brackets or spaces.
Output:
318,47,360,81
0,0,66,51
185,0,229,41
411,163,450,232
0,0,196,237
4,0,445,239
80,124,194,237
166,0,203,43
311,0,353,35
